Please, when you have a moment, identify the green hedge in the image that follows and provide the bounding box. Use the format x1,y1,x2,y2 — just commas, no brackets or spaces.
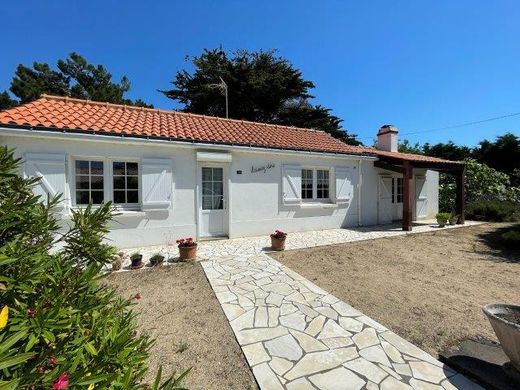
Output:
465,200,520,222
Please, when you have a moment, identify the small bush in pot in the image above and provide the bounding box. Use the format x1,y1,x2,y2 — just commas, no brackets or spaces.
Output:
271,229,287,251
436,212,451,227
130,251,144,269
149,252,165,267
112,250,126,271
177,237,197,261
449,213,459,225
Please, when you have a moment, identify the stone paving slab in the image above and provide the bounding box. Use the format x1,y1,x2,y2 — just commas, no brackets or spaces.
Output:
201,253,485,390
123,221,482,268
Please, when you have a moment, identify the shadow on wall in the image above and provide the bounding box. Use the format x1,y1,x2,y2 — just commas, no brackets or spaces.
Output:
476,223,520,263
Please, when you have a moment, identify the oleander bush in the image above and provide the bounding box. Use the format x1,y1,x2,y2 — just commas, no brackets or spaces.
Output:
0,147,188,389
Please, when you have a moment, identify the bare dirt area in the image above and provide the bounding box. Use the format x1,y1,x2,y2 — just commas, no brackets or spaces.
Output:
105,262,258,390
271,223,520,357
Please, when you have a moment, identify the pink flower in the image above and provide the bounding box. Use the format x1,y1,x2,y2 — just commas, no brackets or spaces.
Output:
38,366,45,374
133,293,141,300
27,308,36,318
49,356,58,366
52,372,69,390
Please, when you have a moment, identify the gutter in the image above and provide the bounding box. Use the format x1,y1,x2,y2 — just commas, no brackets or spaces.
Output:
0,126,377,161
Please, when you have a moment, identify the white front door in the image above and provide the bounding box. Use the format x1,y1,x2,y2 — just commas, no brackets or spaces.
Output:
415,176,428,219
200,166,227,237
378,176,393,224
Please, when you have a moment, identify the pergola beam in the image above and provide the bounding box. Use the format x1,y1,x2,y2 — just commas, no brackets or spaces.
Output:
402,161,413,231
374,160,406,174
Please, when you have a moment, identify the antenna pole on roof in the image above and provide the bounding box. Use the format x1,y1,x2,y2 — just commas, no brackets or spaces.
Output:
208,77,229,119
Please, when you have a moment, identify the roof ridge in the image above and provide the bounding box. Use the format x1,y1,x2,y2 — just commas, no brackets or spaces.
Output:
38,94,333,135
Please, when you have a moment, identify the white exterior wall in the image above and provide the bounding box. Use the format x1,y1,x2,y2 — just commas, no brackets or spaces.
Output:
1,130,440,248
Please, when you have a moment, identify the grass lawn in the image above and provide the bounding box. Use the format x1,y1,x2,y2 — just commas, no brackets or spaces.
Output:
271,223,520,357
106,262,258,390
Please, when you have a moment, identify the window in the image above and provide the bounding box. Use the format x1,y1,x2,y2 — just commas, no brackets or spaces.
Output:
317,170,329,199
75,160,104,205
391,177,403,204
301,168,330,201
202,167,224,210
113,161,139,204
301,169,314,199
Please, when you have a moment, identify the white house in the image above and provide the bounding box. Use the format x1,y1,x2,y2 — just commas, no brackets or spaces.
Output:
0,95,465,248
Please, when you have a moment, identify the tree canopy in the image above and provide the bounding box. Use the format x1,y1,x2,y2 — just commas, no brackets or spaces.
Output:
161,48,360,145
1,53,152,110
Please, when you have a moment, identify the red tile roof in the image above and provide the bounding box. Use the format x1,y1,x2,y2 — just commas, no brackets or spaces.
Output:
0,95,461,165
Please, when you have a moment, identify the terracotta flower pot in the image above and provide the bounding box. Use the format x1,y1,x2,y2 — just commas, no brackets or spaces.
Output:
271,236,286,251
179,244,197,261
483,303,520,381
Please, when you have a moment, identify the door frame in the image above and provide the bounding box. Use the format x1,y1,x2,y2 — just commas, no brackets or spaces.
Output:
196,162,230,239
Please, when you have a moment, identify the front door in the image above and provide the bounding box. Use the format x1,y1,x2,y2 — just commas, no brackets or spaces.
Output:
378,176,393,224
200,166,227,237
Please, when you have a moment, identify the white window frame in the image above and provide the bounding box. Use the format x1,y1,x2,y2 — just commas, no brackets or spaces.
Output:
71,156,141,211
300,167,331,202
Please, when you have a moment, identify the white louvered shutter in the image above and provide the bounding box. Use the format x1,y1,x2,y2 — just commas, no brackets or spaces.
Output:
415,176,428,218
335,166,356,202
24,153,67,210
141,158,172,209
282,165,301,204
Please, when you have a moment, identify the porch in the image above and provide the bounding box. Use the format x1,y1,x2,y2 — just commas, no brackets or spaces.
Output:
374,155,466,231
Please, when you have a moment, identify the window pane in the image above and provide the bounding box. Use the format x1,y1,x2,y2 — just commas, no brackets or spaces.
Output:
127,176,138,189
91,176,104,190
76,176,90,190
202,195,212,210
114,190,126,203
76,191,90,205
127,191,139,204
126,162,138,175
212,168,223,181
75,160,89,174
202,167,212,181
113,176,125,189
213,182,223,196
212,196,223,209
113,161,125,175
91,191,104,204
202,182,212,195
90,161,104,175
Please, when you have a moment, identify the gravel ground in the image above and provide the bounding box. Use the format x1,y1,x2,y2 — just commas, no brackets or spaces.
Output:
271,223,520,357
106,262,258,390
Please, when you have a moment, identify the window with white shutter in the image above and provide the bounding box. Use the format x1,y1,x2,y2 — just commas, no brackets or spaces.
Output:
282,165,302,204
335,166,356,202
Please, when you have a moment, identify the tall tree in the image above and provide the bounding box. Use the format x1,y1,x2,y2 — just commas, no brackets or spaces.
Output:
2,53,152,109
473,133,520,186
161,48,360,145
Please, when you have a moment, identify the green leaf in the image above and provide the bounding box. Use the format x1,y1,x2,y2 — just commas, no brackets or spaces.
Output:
0,330,27,354
0,379,20,390
84,342,97,356
0,352,35,370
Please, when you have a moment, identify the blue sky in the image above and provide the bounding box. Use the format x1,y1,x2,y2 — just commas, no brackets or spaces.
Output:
3,0,520,147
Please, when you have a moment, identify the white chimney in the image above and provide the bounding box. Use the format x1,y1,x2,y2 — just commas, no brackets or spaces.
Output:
376,125,398,152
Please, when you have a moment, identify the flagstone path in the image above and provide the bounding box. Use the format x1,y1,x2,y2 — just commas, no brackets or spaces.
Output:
201,251,485,390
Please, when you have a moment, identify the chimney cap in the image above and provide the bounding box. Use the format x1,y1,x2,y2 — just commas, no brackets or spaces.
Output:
378,124,398,135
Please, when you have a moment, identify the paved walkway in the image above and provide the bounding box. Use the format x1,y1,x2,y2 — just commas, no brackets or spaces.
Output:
201,252,484,390
127,220,482,265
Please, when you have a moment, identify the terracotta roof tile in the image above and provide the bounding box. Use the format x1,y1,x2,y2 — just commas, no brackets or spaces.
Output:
0,95,461,165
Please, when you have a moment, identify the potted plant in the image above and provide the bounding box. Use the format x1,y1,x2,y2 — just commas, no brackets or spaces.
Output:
435,212,450,227
111,251,125,271
130,252,144,269
483,304,520,380
149,252,165,267
270,229,287,251
176,237,197,261
449,213,459,225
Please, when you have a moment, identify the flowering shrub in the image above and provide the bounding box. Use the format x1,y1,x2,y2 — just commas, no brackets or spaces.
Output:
0,147,188,389
176,237,197,248
271,229,287,239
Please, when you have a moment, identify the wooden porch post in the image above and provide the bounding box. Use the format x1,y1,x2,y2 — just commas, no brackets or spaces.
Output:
402,161,413,231
455,167,465,224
